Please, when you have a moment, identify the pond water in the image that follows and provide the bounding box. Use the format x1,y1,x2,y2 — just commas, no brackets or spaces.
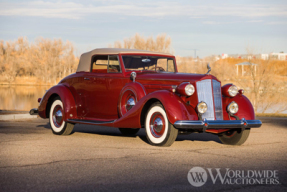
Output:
0,85,52,111
0,85,286,114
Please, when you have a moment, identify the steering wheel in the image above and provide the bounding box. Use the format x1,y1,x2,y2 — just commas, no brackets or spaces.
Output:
150,66,165,72
109,65,119,72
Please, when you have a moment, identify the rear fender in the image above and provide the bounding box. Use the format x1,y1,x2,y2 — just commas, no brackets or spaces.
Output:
38,84,77,120
113,90,197,128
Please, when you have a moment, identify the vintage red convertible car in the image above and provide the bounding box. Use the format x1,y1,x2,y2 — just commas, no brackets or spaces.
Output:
30,48,262,146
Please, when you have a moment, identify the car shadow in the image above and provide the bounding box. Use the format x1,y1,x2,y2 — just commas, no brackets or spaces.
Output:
36,123,51,129
37,123,221,144
73,124,141,138
176,133,221,144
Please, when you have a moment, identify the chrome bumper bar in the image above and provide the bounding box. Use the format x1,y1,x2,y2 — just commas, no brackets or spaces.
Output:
173,118,262,132
29,108,38,115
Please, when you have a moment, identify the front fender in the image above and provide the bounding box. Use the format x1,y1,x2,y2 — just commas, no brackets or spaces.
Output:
38,84,77,120
222,94,255,120
113,90,197,128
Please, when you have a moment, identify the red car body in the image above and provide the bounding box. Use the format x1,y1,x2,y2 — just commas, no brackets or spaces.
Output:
32,48,261,146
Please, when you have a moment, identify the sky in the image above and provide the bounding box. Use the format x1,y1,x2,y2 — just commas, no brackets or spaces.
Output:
0,0,286,57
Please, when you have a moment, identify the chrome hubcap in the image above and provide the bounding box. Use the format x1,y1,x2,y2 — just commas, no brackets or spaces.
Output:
52,105,63,128
150,112,165,138
153,117,163,132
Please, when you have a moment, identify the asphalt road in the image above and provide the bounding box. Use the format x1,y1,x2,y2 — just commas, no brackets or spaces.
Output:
0,117,286,192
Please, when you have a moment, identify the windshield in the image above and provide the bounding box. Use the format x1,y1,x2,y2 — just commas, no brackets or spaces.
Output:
122,55,176,73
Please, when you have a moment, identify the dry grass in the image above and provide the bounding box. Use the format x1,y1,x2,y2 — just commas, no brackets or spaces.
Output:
256,113,287,117
0,37,78,85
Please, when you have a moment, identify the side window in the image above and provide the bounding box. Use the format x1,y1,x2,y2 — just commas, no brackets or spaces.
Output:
155,58,175,72
157,58,167,70
108,55,121,73
91,55,121,73
167,59,175,72
91,55,108,73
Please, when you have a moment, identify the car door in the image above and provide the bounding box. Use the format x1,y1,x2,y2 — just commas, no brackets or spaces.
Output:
85,55,124,120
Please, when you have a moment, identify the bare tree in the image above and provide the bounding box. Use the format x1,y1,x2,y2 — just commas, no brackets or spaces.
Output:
111,33,172,53
0,37,78,85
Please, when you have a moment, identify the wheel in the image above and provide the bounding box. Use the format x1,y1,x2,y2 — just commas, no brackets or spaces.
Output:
145,102,178,146
49,97,74,135
218,129,250,145
118,128,140,136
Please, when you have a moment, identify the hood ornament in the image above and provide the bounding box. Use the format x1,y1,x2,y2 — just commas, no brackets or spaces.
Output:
206,63,211,75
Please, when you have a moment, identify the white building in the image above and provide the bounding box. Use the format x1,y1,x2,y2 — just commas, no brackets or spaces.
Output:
221,53,286,60
221,53,228,59
270,53,287,60
260,54,269,60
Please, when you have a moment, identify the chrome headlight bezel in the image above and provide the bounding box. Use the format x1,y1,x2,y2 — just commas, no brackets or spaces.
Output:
185,84,195,96
227,101,239,114
197,101,208,114
228,85,238,97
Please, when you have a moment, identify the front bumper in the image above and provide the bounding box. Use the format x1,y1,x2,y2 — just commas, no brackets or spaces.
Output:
173,118,262,132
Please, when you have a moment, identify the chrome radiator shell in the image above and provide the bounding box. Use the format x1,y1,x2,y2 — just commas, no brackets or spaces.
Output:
196,79,223,120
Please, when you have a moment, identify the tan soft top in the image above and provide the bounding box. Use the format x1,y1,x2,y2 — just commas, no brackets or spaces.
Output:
76,48,174,72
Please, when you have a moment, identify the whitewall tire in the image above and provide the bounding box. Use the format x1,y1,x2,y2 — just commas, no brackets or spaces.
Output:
49,97,74,135
145,102,178,146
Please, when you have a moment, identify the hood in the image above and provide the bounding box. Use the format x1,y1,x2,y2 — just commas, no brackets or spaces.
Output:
135,72,220,84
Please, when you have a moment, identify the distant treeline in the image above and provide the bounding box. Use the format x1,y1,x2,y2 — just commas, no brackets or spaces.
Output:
0,37,78,84
0,34,286,113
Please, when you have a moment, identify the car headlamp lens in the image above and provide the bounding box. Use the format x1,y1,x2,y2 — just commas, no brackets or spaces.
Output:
197,102,208,114
185,84,195,96
227,101,239,114
228,85,238,97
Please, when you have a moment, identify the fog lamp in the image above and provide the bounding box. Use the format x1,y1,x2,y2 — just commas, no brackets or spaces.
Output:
227,101,239,114
197,102,208,114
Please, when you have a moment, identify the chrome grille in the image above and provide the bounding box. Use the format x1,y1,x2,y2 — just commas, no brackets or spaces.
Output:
212,80,223,120
196,79,215,120
196,79,223,120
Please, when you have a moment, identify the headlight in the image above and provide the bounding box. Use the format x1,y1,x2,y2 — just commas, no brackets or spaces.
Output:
228,85,238,97
176,82,195,96
227,101,239,114
185,84,195,96
197,102,208,114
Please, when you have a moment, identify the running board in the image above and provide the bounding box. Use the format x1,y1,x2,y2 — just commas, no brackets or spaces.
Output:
67,119,115,125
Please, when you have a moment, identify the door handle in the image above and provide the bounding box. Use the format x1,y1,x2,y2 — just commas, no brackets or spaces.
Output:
84,77,90,80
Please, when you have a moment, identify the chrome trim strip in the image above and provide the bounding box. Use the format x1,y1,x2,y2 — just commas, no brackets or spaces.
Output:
173,119,262,130
137,82,147,95
67,119,115,125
